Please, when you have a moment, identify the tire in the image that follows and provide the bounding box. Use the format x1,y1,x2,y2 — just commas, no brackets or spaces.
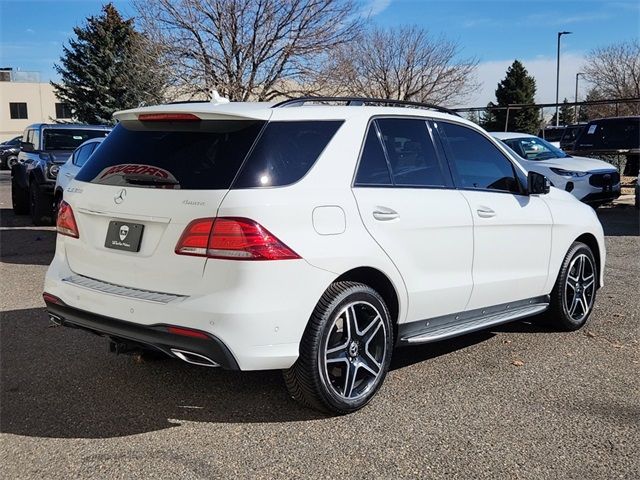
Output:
29,181,54,226
283,281,393,414
11,175,29,215
6,156,18,170
546,242,598,331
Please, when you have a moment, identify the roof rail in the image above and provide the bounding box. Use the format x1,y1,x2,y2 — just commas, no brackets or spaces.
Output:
272,96,460,117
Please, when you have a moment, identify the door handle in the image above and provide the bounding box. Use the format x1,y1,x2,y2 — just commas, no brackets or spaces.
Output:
373,207,399,221
476,207,496,218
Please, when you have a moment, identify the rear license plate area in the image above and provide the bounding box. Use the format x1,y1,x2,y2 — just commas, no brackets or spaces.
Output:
105,221,144,252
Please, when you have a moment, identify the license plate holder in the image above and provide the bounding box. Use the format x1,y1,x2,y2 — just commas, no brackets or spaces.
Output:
105,221,144,252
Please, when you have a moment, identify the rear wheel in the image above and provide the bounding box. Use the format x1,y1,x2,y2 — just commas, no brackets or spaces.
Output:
284,282,393,414
546,242,597,331
29,181,54,226
11,175,29,215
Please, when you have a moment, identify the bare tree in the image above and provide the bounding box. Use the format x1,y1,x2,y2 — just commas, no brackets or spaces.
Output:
316,25,478,106
583,39,640,115
134,0,361,101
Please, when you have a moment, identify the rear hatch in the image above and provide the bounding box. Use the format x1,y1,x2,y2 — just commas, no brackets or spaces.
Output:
65,113,267,294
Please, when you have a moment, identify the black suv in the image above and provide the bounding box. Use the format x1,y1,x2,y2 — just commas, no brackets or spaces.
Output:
12,124,110,224
570,116,640,176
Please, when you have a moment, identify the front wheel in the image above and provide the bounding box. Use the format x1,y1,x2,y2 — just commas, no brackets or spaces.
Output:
546,242,598,331
284,282,393,414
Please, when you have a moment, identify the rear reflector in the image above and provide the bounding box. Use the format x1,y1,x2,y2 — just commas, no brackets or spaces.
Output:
43,292,64,305
166,326,210,339
138,113,200,122
175,217,300,260
57,201,79,238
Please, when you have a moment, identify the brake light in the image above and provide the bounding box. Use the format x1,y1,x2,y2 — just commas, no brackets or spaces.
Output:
175,217,300,260
57,201,79,238
138,113,200,122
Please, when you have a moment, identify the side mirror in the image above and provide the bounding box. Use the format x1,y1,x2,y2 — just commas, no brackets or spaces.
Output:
21,141,34,152
527,171,550,195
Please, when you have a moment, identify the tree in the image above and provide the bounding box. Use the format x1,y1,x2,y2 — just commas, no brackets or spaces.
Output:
484,60,539,134
549,98,574,126
317,25,478,105
583,39,640,115
134,0,361,101
52,4,167,124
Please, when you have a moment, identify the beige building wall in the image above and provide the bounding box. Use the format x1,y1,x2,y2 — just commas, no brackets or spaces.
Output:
0,81,65,142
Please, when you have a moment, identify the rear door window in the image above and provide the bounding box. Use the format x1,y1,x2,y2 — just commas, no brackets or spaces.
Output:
354,125,392,186
75,121,265,189
73,144,96,167
376,118,448,187
233,121,343,188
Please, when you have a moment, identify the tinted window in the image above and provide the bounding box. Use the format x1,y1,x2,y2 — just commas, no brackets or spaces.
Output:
354,125,392,186
575,118,640,150
438,122,520,193
233,121,342,188
377,118,446,187
76,121,264,190
73,144,96,167
43,129,108,151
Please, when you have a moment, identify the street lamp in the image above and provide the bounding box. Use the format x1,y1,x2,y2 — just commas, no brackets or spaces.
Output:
555,31,572,126
574,72,584,123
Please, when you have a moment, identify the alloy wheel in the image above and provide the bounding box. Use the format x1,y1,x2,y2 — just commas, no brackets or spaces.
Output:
564,253,596,322
319,301,387,401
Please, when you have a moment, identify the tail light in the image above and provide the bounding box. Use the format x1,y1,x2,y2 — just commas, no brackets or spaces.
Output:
57,201,79,238
175,217,300,260
43,292,65,305
138,113,200,122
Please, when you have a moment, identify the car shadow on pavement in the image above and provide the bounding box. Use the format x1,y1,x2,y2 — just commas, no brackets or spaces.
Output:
0,208,37,228
0,228,56,265
1,307,495,439
596,204,639,236
0,307,330,439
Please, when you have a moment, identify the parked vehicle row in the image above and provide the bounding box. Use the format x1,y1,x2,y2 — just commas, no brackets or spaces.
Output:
492,132,621,207
42,97,606,414
11,124,110,225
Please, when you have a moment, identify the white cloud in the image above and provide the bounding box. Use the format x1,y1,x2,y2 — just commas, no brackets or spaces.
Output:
364,0,392,17
464,52,588,108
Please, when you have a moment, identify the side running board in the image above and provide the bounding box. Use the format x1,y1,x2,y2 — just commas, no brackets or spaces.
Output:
398,296,549,345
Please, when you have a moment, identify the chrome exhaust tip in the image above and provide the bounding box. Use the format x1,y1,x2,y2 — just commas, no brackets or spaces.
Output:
49,314,63,327
170,349,219,368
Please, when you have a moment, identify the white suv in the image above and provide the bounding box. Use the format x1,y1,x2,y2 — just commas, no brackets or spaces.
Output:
44,97,605,414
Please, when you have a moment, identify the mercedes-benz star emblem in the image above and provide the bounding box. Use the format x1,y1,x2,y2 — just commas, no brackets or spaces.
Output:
114,189,126,205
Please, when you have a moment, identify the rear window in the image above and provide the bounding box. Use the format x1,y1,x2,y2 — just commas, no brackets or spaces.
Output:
43,129,109,151
76,120,265,189
233,120,343,188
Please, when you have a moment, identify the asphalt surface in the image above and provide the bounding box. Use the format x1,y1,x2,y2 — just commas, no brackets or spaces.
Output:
1,170,638,479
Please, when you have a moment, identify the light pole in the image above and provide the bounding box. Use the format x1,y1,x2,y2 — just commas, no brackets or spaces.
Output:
555,31,572,126
574,72,584,123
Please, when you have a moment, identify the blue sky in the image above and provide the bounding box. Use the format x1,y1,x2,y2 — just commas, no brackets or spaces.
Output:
1,0,639,106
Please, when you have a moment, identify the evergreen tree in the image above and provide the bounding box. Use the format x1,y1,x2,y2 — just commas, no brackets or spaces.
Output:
484,60,539,133
549,98,574,125
52,3,166,124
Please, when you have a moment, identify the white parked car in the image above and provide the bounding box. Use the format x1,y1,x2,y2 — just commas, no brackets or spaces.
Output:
44,98,605,414
54,137,107,216
492,132,621,207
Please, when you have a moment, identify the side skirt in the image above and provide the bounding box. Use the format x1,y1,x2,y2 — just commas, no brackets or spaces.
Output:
397,295,550,345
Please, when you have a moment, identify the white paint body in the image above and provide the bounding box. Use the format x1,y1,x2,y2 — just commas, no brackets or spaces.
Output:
45,103,606,370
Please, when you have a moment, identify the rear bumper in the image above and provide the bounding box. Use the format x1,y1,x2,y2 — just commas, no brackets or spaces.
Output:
46,300,239,369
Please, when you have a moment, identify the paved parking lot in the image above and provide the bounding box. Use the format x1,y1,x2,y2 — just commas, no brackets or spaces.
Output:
1,170,638,479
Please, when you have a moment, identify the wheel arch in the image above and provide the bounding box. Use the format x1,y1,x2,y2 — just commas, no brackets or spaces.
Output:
574,233,601,286
333,267,400,328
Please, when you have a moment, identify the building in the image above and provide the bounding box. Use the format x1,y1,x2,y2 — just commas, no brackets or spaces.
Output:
0,69,72,142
